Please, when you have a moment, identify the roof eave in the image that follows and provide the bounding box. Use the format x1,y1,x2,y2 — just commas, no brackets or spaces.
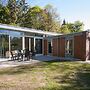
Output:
0,24,62,36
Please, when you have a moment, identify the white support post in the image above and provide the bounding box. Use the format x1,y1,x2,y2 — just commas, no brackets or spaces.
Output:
22,36,25,50
34,37,36,51
9,35,11,58
22,36,25,61
29,38,31,51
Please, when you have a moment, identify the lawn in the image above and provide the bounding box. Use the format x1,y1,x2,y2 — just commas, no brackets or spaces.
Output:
0,61,90,90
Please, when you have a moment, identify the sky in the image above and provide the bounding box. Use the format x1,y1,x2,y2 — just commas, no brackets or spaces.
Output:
27,0,90,30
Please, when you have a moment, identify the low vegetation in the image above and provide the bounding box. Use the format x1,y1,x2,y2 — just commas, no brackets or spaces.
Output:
0,61,90,90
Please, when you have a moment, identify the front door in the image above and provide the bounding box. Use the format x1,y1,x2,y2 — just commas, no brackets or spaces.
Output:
65,38,74,57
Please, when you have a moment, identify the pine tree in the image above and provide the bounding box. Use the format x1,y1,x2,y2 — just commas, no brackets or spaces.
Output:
7,0,17,24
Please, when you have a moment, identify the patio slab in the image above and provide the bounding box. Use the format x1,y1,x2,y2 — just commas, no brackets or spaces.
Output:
34,55,80,61
0,55,80,68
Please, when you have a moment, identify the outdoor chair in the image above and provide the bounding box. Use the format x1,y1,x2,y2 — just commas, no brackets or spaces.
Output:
10,51,18,61
25,49,31,60
17,50,23,61
10,50,22,61
30,51,36,59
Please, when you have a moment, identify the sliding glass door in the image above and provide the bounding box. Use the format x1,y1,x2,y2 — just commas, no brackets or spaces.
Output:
0,34,9,58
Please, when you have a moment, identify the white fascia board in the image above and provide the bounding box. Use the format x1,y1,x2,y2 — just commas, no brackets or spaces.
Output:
0,24,61,36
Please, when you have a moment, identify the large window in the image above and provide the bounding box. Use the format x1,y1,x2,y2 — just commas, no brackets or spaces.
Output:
48,40,52,54
65,39,74,57
0,34,9,58
11,37,22,51
0,29,23,58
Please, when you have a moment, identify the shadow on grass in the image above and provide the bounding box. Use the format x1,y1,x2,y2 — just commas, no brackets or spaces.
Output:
0,62,48,75
0,60,72,75
0,60,83,75
0,61,60,75
0,60,90,90
52,64,90,90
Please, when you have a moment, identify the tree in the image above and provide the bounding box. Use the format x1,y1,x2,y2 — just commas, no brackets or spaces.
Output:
67,21,84,33
60,20,84,34
21,6,43,28
7,0,17,24
61,25,70,34
16,0,28,25
21,5,61,32
44,4,61,32
0,5,10,24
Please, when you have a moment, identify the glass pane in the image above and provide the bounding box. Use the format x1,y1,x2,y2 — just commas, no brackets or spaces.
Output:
11,37,22,51
65,39,73,57
69,40,73,50
0,34,9,58
35,39,42,54
48,42,52,53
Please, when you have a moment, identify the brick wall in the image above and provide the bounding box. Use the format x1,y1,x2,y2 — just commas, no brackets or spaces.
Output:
58,37,65,57
52,38,58,56
74,32,86,60
43,39,48,55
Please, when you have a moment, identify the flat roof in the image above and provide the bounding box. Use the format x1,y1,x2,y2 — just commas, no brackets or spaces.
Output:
0,23,61,36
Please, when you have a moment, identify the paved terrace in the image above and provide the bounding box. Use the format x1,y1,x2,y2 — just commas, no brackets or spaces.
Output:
0,55,87,68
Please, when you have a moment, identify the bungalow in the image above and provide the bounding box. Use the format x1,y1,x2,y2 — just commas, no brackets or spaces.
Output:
0,24,90,61
0,23,60,59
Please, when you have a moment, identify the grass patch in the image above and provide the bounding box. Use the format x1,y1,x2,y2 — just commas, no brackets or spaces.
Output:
0,61,90,90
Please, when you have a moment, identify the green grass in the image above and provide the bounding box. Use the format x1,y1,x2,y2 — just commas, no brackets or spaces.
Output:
0,61,90,90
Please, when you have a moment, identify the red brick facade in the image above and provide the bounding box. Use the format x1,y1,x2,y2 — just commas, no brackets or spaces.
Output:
74,32,86,60
58,37,65,57
52,38,58,56
43,39,48,55
43,31,90,61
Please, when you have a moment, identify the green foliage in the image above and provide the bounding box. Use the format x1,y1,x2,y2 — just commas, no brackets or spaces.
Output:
7,0,17,24
0,5,10,24
21,6,43,29
44,4,61,32
61,20,84,34
61,25,70,34
16,0,28,25
0,0,28,25
21,4,61,32
67,21,84,33
0,1,84,33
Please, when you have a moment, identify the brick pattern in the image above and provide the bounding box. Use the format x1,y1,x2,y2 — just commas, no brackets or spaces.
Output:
52,38,58,56
43,39,48,55
74,32,86,60
58,37,65,57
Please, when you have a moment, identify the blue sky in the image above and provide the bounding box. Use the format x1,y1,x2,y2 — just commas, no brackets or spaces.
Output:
27,0,90,30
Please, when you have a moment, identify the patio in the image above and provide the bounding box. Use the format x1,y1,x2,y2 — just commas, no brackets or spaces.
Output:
0,55,81,68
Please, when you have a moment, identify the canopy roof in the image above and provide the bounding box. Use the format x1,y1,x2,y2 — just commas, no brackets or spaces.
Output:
0,24,61,36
